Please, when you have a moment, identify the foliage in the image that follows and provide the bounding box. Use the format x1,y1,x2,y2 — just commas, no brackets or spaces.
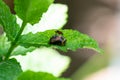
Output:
0,0,20,41
18,29,102,53
17,70,71,80
14,0,54,24
0,59,22,80
0,0,103,80
0,35,10,56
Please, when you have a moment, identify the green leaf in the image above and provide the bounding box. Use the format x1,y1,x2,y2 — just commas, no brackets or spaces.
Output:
0,35,35,56
14,0,54,25
0,35,10,56
0,58,22,80
17,70,70,80
21,3,68,34
17,71,56,80
17,30,103,53
12,46,36,55
0,0,20,41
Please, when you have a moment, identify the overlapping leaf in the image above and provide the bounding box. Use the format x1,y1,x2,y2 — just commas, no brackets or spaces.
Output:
0,0,20,41
17,30,103,53
0,35,10,56
14,0,54,25
17,70,70,80
0,59,22,80
0,35,35,56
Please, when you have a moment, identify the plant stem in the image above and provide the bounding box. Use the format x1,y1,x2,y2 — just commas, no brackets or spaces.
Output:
5,22,27,60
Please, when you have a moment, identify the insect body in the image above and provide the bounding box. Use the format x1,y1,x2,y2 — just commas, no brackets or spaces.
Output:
49,30,66,46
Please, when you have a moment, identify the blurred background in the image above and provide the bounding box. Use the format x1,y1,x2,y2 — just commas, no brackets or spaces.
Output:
3,0,120,80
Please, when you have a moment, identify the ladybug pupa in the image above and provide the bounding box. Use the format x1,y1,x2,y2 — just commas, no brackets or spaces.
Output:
49,30,66,46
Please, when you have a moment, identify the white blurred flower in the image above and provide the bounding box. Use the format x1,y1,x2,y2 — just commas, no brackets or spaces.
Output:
16,4,68,34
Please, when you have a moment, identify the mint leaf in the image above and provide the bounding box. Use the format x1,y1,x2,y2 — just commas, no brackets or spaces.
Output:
14,0,54,25
0,35,10,56
17,71,56,80
0,35,34,56
0,0,20,41
0,58,22,80
21,3,68,34
17,70,70,80
18,30,103,53
12,46,35,55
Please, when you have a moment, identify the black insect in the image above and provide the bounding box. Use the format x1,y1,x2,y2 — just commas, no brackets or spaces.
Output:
49,30,66,46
